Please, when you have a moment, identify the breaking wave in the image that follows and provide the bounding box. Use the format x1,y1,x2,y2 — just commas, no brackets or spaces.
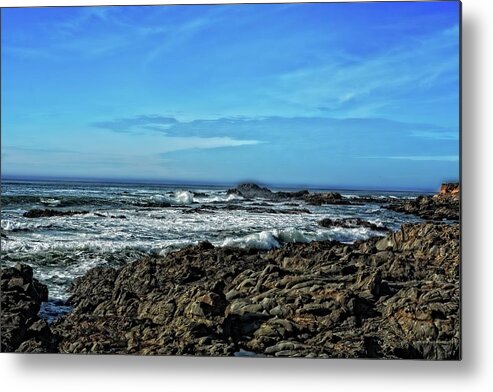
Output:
220,226,382,250
145,191,195,206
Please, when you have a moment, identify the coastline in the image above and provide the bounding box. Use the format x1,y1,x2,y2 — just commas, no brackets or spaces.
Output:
0,184,460,358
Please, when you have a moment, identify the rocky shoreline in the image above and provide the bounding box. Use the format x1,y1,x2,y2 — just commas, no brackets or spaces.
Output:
1,264,57,352
0,183,460,358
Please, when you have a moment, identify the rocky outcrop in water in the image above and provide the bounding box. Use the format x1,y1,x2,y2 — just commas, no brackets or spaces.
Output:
23,209,90,218
183,204,311,215
227,183,309,201
44,222,459,359
385,184,460,221
23,209,128,219
1,264,57,352
303,192,351,206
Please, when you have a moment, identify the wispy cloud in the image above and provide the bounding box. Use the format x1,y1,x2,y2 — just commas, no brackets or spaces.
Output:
157,137,261,155
3,7,216,61
142,14,221,67
90,115,459,152
92,115,178,133
267,23,459,118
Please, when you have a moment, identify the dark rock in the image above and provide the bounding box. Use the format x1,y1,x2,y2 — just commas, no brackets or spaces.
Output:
303,192,351,206
384,185,460,221
1,264,57,352
227,183,309,201
184,204,311,215
23,209,90,218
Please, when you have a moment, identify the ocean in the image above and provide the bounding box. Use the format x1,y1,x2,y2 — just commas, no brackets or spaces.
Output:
1,180,424,319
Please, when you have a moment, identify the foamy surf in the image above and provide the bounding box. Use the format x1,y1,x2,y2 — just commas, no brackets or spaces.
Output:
1,180,423,305
148,190,195,205
220,226,384,250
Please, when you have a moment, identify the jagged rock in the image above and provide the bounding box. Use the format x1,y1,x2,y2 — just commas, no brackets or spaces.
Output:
439,183,460,195
385,183,460,221
0,264,57,352
227,183,309,201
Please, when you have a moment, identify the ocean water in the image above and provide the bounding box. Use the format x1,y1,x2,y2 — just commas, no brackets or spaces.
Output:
1,180,423,306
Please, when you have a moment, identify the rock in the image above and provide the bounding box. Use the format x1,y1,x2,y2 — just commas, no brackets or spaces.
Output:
184,205,311,215
439,183,460,196
303,192,351,206
384,184,460,221
23,209,89,218
227,183,309,201
1,264,57,352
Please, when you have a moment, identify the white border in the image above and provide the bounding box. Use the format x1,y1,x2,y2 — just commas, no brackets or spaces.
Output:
1,0,492,391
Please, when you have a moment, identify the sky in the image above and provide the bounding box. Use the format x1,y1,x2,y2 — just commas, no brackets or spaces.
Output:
1,2,460,191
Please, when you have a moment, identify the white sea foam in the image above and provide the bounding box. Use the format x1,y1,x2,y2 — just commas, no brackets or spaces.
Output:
174,190,194,204
194,192,244,203
341,194,360,199
1,219,54,232
40,198,61,206
221,230,281,250
149,191,194,205
220,225,384,250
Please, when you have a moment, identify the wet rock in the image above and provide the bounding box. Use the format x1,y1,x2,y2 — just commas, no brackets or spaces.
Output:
1,264,57,352
303,192,351,206
184,204,311,215
23,209,90,218
227,183,309,201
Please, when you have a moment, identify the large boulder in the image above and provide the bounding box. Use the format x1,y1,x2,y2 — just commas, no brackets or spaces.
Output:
1,264,57,352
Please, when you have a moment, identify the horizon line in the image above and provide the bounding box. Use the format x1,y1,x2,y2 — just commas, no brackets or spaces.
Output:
0,174,455,193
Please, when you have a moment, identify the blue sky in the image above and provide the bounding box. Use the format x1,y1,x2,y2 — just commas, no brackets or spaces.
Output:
1,2,459,191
